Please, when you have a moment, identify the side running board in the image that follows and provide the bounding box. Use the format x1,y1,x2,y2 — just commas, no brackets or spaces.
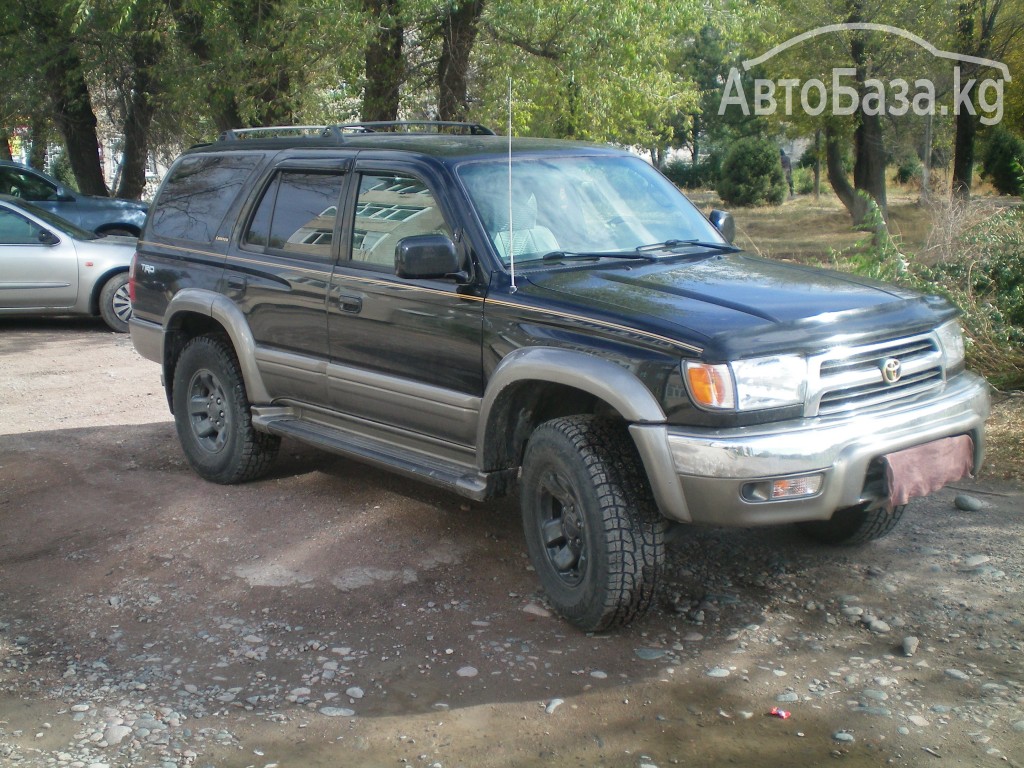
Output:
251,408,511,502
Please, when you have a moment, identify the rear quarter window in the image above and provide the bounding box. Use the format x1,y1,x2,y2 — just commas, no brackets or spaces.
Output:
149,154,261,243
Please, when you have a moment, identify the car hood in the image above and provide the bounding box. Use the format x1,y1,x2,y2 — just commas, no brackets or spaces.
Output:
517,252,957,358
77,194,148,211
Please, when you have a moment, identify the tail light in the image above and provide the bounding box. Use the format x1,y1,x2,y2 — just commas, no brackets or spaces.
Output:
128,252,138,303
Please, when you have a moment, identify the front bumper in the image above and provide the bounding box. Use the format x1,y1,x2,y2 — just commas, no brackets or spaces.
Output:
631,372,990,526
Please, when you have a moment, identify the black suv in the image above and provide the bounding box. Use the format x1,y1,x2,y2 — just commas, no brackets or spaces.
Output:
130,122,989,631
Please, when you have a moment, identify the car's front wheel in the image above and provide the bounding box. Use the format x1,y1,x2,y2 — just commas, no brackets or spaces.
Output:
98,272,132,333
172,335,280,484
520,415,667,632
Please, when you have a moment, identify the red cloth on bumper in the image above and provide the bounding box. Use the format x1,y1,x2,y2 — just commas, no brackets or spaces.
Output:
883,435,975,511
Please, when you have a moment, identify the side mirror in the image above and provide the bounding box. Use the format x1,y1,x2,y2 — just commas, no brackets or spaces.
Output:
395,234,464,280
37,229,59,245
54,186,75,202
708,209,735,244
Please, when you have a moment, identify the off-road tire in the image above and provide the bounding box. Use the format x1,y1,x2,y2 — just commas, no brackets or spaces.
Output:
798,503,907,546
98,272,132,333
520,415,667,632
172,335,280,484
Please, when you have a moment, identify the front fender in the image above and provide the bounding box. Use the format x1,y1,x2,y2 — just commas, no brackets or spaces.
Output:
478,348,667,446
164,289,271,404
476,348,691,521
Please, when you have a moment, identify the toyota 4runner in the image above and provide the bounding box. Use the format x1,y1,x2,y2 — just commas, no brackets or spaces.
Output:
129,122,990,631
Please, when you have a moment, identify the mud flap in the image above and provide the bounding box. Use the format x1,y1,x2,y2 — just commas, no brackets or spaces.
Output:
882,435,975,511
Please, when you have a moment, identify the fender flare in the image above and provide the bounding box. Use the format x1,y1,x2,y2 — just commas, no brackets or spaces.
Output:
163,289,271,404
478,347,667,444
477,347,690,521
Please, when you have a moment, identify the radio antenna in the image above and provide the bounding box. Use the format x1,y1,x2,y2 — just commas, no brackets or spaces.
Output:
507,77,517,293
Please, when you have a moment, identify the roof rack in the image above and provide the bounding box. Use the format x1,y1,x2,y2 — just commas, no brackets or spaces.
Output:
217,121,495,142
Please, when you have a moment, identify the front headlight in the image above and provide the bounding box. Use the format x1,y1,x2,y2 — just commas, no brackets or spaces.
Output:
936,319,966,372
684,354,807,411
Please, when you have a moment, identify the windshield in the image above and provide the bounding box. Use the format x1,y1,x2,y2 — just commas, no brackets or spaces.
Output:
458,154,724,266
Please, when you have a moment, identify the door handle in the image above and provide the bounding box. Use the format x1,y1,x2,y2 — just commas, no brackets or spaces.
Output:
336,294,362,313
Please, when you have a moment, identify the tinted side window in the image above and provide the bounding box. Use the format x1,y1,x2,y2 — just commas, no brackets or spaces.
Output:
0,168,57,201
243,176,277,249
245,171,344,262
0,208,45,244
150,154,260,243
350,173,451,268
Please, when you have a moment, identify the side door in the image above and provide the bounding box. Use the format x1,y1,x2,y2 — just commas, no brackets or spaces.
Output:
227,161,349,407
0,206,78,308
326,162,485,448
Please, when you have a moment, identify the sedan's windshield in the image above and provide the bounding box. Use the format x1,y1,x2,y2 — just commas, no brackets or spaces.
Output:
458,154,725,266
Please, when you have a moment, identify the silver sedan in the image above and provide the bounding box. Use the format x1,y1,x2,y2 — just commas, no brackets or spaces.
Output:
0,195,136,332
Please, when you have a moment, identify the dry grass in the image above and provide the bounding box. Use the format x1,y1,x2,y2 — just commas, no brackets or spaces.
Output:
691,181,1020,265
982,394,1024,481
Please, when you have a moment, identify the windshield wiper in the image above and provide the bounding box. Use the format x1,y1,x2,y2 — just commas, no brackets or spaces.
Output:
540,250,654,262
635,239,739,253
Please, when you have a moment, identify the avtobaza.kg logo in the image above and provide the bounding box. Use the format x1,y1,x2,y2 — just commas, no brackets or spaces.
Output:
719,23,1010,126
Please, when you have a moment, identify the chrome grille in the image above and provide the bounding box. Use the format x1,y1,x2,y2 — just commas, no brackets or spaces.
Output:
809,334,944,417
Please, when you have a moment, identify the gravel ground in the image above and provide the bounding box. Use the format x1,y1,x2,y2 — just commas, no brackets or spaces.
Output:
1,317,1022,768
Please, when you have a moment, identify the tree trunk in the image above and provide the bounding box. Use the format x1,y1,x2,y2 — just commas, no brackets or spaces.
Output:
813,128,822,200
116,14,163,200
0,133,11,161
437,0,483,121
555,72,582,138
853,109,887,217
46,49,108,195
28,115,49,170
921,112,933,202
691,114,700,166
30,7,108,195
826,125,857,216
363,0,404,122
850,23,887,220
951,0,980,199
952,107,976,199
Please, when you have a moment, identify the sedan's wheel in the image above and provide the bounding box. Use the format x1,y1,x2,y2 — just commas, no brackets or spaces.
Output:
172,335,280,484
798,503,907,545
521,416,666,632
98,273,132,332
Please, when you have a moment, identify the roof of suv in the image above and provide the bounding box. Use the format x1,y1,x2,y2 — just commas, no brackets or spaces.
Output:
184,123,624,161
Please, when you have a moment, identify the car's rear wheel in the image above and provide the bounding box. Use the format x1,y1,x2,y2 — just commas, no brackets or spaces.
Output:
798,503,907,545
520,415,666,632
172,335,280,484
98,272,132,333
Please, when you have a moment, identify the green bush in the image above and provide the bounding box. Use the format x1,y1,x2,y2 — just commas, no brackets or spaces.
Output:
662,157,718,189
894,157,921,185
793,166,815,195
716,137,787,207
797,150,818,169
981,126,1024,195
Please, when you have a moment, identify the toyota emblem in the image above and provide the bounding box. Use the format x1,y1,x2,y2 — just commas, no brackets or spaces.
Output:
880,357,902,384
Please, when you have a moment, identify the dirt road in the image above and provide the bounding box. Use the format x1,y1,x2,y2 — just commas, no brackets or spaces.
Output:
2,318,1022,768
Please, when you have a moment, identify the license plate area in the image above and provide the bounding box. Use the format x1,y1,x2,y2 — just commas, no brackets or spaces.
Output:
882,435,975,510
